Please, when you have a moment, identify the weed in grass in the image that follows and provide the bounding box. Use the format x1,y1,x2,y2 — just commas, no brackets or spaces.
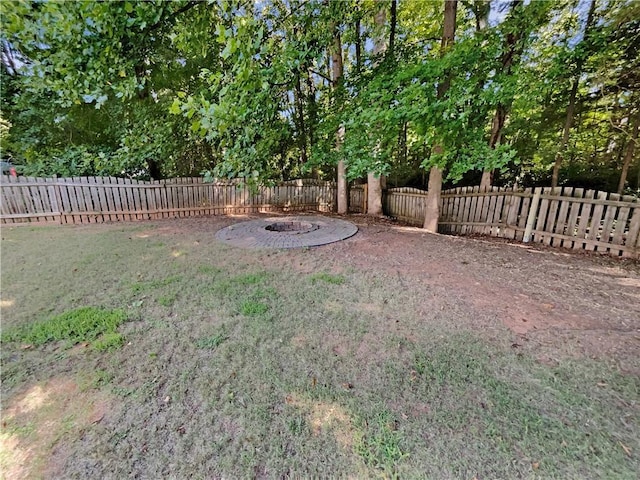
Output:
240,300,269,316
93,370,115,388
310,273,345,285
2,307,127,347
158,293,177,307
198,265,223,275
355,410,406,476
251,287,278,302
231,272,268,285
287,415,308,435
197,328,228,350
93,332,125,352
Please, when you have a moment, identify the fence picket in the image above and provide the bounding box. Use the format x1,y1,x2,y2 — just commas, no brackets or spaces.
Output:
543,187,561,246
553,187,572,248
586,191,608,251
516,188,532,241
563,188,582,249
611,195,633,254
599,193,619,251
623,205,640,258
533,187,551,244
574,190,595,250
27,177,45,222
505,189,521,239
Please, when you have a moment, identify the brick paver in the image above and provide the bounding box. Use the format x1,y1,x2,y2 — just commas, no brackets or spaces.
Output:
215,216,358,249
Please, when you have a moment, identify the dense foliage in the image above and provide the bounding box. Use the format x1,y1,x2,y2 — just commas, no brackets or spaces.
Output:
1,0,638,193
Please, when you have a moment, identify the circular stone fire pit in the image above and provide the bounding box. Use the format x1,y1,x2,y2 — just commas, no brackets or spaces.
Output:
215,216,357,249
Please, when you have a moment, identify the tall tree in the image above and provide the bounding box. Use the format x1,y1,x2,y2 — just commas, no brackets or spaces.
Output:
331,6,347,214
551,0,597,188
423,0,458,232
480,0,524,190
367,6,388,216
618,108,639,194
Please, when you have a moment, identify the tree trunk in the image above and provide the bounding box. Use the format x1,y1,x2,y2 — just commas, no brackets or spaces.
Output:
423,0,458,232
367,6,387,216
552,77,579,187
424,163,443,232
355,16,362,73
331,18,348,214
618,113,639,194
389,0,397,58
551,0,596,188
294,74,307,166
480,104,508,190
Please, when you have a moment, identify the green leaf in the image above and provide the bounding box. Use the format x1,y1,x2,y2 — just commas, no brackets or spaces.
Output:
169,99,182,115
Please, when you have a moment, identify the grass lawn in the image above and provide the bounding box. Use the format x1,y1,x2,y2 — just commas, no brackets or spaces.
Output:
1,216,639,478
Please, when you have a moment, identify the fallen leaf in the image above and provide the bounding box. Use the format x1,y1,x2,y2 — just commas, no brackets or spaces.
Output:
20,344,34,350
532,462,540,470
164,396,171,404
596,382,607,387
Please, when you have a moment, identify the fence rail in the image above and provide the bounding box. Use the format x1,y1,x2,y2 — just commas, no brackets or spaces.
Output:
0,176,348,224
384,186,640,258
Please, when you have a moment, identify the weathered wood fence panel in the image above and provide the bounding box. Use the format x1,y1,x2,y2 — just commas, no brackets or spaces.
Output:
383,186,640,258
0,176,345,224
4,176,638,258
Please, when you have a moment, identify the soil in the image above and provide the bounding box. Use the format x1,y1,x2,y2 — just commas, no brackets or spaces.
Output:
185,212,640,373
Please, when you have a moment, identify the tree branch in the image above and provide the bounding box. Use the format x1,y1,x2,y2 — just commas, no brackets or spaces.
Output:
309,68,332,83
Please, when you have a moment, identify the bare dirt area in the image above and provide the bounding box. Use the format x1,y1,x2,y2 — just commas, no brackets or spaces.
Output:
258,213,640,373
1,212,639,478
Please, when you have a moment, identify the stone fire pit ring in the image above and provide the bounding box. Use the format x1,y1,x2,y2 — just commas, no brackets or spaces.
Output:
215,216,358,249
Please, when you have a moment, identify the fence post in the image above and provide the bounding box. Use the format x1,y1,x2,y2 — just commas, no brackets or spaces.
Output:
523,188,541,243
362,183,368,214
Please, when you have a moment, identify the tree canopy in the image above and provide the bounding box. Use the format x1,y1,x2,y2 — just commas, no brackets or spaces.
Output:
1,0,638,194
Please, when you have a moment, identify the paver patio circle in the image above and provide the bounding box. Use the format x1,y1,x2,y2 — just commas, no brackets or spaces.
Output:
215,215,358,249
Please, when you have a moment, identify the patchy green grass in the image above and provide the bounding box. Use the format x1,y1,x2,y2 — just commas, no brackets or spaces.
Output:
0,221,638,479
157,293,177,307
2,307,127,347
355,410,407,476
92,332,125,352
310,272,346,285
240,300,269,316
196,327,228,350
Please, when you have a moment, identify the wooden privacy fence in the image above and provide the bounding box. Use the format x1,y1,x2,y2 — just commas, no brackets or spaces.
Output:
384,186,640,258
0,176,367,224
